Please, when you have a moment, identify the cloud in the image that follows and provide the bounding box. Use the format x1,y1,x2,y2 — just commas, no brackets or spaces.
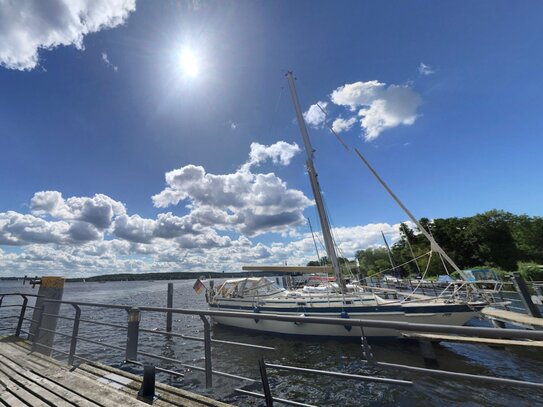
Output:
153,141,311,236
243,141,301,170
0,0,136,71
418,62,434,76
0,211,69,245
31,191,126,229
101,52,118,72
303,101,328,128
330,81,421,141
228,120,237,130
331,117,357,133
113,215,156,244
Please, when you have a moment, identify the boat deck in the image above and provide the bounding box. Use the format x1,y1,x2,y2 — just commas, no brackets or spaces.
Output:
0,336,231,407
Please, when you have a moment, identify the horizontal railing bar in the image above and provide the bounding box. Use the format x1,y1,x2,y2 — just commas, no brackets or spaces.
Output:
125,360,185,378
22,317,39,324
38,299,543,340
0,315,19,320
234,389,317,407
38,327,73,339
139,327,275,350
42,299,130,311
137,350,255,382
37,327,126,353
266,363,412,386
74,336,126,352
42,313,128,330
373,361,543,389
0,305,23,308
0,293,41,298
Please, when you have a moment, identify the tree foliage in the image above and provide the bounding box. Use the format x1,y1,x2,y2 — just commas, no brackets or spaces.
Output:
351,210,543,278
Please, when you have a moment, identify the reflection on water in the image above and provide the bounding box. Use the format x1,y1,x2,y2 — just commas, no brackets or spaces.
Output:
1,279,542,406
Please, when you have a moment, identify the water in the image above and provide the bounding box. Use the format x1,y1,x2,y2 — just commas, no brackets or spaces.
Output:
1,280,542,406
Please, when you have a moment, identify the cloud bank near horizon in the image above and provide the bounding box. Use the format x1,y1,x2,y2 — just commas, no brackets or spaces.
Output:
0,141,406,277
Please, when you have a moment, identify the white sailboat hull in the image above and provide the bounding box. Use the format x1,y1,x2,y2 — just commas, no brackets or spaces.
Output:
211,308,480,338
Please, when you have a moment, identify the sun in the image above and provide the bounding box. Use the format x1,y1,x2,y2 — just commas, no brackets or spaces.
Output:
179,47,199,77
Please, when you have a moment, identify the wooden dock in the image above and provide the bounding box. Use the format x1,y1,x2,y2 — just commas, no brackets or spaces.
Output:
0,336,232,407
482,307,543,329
402,332,543,348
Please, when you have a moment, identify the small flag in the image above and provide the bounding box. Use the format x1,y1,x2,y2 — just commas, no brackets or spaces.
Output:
193,279,205,294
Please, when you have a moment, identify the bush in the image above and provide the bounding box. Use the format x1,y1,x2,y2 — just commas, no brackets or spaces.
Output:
518,262,543,281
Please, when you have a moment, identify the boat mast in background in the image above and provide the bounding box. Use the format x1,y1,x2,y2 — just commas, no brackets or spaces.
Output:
286,71,346,292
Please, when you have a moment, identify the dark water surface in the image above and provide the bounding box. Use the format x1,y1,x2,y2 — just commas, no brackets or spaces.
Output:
1,280,542,406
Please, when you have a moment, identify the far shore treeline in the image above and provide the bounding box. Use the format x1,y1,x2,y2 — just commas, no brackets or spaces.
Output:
341,210,543,281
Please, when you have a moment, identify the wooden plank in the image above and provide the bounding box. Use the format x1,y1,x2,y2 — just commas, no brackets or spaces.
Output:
42,370,148,407
78,363,232,407
242,265,333,273
403,332,543,348
0,368,48,407
0,337,232,407
0,389,28,407
0,361,73,407
0,350,99,407
482,307,543,328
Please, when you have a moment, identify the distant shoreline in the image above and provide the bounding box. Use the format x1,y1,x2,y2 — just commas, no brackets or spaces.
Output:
0,270,283,283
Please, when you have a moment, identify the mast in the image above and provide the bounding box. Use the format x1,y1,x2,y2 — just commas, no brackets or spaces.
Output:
381,231,398,277
286,72,346,292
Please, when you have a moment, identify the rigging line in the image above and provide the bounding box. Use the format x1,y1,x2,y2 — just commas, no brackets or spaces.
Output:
368,251,432,277
307,217,322,264
353,147,467,280
316,103,350,151
401,251,434,303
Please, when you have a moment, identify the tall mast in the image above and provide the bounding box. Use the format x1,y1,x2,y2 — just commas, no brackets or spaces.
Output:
286,72,346,292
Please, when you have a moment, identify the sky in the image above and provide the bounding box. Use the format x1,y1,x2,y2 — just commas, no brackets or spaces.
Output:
1,0,543,277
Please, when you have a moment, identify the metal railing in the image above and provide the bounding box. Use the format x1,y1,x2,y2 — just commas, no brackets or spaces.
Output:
2,291,543,406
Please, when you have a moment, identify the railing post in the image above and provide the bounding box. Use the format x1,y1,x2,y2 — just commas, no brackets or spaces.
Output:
15,295,28,337
68,305,81,365
29,276,65,356
0,295,4,308
166,283,173,332
126,308,140,361
511,272,542,318
200,315,212,388
258,358,273,407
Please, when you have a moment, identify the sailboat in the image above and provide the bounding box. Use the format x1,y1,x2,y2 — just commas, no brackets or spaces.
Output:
205,72,487,337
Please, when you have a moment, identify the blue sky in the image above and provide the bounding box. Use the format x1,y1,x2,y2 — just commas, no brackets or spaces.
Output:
1,0,542,276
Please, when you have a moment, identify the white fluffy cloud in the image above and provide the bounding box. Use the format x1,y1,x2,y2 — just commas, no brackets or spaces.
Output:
331,117,357,133
244,141,301,170
330,81,421,141
303,101,328,128
31,191,126,229
0,0,136,71
153,141,311,236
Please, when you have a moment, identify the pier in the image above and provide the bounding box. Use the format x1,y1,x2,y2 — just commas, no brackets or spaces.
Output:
0,336,231,407
2,281,543,406
482,307,543,329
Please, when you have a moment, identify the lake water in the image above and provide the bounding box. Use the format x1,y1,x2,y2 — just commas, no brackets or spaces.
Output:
1,279,542,406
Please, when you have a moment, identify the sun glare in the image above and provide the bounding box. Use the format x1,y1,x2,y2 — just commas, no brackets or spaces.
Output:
180,47,199,77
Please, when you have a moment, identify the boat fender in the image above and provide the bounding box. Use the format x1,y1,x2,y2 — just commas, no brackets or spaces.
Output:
253,306,260,323
340,310,352,332
294,313,306,325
